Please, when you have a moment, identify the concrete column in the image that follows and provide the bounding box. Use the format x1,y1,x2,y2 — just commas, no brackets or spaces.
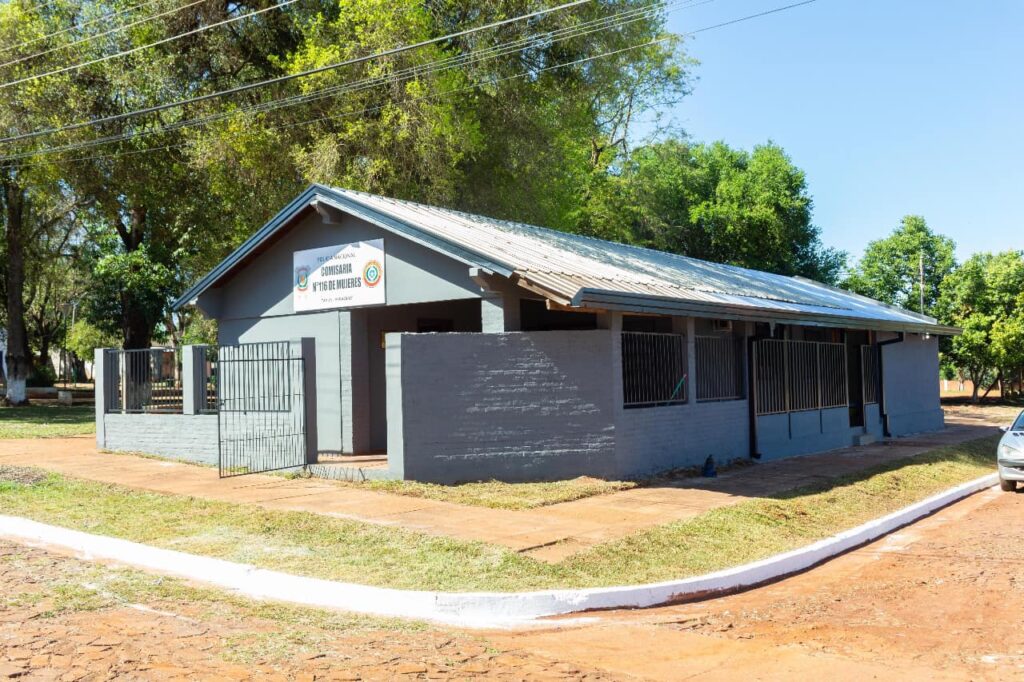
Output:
182,345,208,415
481,293,506,333
92,350,117,446
339,311,371,453
292,337,317,464
384,333,405,480
686,317,698,404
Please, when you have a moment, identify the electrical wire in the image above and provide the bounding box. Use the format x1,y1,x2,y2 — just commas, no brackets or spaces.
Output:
0,0,173,56
0,0,207,71
3,0,677,159
3,0,822,164
0,0,593,144
0,0,300,91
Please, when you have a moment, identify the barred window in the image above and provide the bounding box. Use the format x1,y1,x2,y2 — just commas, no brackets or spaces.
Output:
696,335,745,401
753,339,848,416
621,332,687,408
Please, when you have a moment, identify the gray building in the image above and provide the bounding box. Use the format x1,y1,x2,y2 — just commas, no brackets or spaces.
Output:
96,185,957,483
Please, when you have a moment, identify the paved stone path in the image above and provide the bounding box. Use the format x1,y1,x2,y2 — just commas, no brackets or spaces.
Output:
0,541,616,681
0,412,1000,562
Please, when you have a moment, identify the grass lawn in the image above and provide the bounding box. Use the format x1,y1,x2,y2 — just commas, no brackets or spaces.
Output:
0,404,95,439
354,477,638,510
0,435,998,592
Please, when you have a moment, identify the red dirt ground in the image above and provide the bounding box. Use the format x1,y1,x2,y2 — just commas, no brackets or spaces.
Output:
493,485,1024,680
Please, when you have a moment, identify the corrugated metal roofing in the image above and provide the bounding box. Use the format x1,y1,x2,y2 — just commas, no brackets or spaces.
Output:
326,188,955,334
174,184,957,335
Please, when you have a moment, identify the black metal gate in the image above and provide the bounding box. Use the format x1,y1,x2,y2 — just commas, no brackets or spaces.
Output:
216,342,308,478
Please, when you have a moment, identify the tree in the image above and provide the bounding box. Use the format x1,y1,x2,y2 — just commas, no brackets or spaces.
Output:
577,139,846,282
844,215,956,315
936,251,1024,402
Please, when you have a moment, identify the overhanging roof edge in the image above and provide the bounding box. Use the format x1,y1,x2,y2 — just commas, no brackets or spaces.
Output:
172,185,515,311
574,289,961,336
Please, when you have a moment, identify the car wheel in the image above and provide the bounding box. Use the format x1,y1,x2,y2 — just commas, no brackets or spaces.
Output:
1000,477,1017,492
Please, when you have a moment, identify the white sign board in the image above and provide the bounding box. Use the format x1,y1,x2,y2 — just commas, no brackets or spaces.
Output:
293,239,386,312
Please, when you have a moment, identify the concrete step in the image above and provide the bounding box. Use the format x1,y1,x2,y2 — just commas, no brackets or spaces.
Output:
854,433,877,446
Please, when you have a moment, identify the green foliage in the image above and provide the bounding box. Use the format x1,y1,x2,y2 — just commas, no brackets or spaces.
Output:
578,139,846,282
180,315,218,346
82,246,175,340
66,320,120,359
936,250,1024,399
25,363,56,388
844,215,957,315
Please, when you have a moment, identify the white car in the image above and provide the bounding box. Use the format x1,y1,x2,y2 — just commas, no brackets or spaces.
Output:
998,410,1024,491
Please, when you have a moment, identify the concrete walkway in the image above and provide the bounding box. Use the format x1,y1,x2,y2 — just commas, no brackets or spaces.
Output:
0,415,998,562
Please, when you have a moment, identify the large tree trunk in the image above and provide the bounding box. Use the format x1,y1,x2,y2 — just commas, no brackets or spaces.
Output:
119,205,154,350
3,174,31,405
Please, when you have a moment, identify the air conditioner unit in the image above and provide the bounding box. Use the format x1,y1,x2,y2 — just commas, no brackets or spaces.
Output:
712,319,733,333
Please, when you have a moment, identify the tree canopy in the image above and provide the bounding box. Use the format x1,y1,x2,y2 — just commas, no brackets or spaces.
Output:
577,139,846,283
843,215,957,316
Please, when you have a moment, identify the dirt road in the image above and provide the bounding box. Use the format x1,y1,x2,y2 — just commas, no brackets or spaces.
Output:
494,485,1024,680
0,542,616,680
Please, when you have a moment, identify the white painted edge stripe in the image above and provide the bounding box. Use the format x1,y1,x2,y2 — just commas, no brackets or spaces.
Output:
0,473,997,628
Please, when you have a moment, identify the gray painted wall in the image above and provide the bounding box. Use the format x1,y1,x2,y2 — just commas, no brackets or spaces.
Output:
881,333,945,435
616,399,750,474
388,330,619,483
755,407,867,460
102,414,218,465
204,210,489,454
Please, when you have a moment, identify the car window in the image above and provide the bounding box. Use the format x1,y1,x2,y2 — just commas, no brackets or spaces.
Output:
1014,412,1024,431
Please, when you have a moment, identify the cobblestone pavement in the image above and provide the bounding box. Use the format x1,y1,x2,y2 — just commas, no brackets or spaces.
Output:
0,542,616,681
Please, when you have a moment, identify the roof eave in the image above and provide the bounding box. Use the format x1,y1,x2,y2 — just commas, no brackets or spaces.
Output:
172,184,515,311
572,288,961,336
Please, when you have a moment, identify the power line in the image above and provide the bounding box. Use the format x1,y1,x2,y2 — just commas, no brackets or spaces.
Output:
5,0,820,166
4,0,678,159
17,34,680,169
0,0,207,71
0,0,300,91
0,0,172,56
0,0,593,145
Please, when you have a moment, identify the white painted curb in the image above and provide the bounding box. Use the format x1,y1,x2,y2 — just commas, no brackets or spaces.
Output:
0,473,997,628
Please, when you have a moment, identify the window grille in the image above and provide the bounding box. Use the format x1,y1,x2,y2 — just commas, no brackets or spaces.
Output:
621,332,687,408
696,335,745,402
753,339,848,416
861,344,880,404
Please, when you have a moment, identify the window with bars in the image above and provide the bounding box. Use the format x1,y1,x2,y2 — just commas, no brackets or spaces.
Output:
753,339,849,416
621,332,687,408
695,335,745,401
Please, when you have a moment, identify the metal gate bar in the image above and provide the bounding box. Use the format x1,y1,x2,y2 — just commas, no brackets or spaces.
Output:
217,342,307,478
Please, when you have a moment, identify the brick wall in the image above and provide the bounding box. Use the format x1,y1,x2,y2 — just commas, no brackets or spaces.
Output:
102,414,218,465
616,400,750,475
388,331,619,483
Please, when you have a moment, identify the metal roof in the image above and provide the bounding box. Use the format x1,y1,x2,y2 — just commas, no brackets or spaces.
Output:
174,184,958,335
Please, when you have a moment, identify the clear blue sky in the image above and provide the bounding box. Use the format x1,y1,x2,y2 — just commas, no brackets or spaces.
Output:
651,0,1023,263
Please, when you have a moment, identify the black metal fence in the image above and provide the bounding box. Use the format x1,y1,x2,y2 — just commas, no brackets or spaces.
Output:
753,339,848,416
695,335,745,402
216,341,307,477
621,332,688,408
105,348,182,414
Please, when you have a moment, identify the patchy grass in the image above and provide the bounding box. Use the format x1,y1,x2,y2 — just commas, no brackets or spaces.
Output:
356,477,638,510
0,404,95,438
0,542,423,634
0,436,998,591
